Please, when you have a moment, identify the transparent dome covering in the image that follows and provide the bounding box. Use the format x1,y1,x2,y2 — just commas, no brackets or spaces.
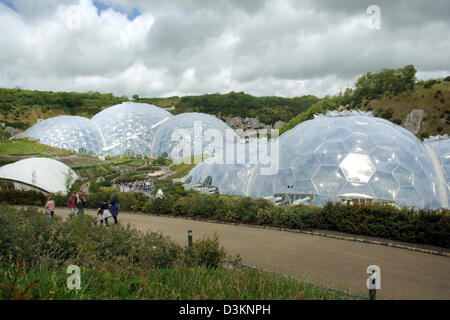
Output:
188,160,255,196
424,136,450,207
151,113,236,159
248,113,442,209
18,116,104,154
92,102,173,156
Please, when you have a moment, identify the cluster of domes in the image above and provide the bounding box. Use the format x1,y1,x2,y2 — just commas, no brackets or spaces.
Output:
187,112,447,209
19,102,234,159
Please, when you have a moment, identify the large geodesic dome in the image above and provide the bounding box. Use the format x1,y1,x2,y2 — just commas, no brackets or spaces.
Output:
151,113,236,159
248,112,442,208
18,116,104,154
91,102,173,156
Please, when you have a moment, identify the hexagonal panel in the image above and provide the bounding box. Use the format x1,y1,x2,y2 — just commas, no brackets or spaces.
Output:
393,166,414,186
342,133,376,154
397,186,424,207
312,166,346,195
338,182,375,199
369,171,399,200
339,153,375,183
315,141,348,165
369,148,399,172
290,154,320,180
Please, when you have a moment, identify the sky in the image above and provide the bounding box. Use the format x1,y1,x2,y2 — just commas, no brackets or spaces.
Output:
0,0,449,98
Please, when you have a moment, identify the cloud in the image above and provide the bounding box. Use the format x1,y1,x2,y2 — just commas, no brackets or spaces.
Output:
0,0,449,98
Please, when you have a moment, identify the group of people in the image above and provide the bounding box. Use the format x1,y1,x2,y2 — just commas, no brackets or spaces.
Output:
43,193,120,228
67,193,86,216
96,196,120,227
119,179,155,193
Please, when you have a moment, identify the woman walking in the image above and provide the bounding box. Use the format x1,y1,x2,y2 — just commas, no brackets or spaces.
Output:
44,197,55,217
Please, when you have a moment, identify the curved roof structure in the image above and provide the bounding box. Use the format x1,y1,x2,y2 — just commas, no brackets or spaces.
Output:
424,135,450,207
18,116,104,154
248,113,442,208
151,112,236,159
91,102,173,156
0,158,78,194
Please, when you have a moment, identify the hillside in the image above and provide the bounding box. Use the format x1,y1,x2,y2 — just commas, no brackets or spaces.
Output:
1,65,449,140
360,81,449,138
281,66,450,139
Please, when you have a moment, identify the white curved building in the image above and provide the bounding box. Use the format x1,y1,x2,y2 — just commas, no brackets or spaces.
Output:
0,158,78,194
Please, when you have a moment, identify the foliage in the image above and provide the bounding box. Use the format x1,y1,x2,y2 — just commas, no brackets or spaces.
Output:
174,91,319,125
0,204,356,300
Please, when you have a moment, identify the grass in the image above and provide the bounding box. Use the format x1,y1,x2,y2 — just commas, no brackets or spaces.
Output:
361,81,450,138
0,258,357,300
170,163,197,179
0,139,72,156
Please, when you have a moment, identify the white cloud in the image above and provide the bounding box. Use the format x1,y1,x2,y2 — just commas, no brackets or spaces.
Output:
0,0,449,98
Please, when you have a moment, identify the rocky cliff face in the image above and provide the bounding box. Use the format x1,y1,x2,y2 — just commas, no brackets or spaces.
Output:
224,116,285,132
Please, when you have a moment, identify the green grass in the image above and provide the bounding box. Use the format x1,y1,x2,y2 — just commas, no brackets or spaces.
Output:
170,163,197,179
0,258,357,300
0,140,72,156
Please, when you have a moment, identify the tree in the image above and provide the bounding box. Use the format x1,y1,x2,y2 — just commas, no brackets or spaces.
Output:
64,169,76,194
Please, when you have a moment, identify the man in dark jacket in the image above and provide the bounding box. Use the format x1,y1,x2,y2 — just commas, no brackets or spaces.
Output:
97,200,110,226
109,195,120,225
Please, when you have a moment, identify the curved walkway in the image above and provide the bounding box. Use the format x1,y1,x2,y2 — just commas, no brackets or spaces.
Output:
43,207,450,299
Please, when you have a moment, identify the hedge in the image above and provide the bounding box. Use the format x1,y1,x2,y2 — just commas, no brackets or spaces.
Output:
1,190,449,248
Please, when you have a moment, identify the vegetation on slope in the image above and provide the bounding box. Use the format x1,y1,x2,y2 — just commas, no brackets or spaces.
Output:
281,66,450,138
0,88,128,129
0,205,355,300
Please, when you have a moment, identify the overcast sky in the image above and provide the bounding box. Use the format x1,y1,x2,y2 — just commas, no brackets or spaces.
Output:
0,0,449,98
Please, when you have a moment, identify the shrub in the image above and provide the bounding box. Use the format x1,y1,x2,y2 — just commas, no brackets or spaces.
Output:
0,190,46,206
183,233,227,269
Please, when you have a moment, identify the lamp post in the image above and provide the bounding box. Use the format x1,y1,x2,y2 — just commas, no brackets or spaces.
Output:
188,230,193,247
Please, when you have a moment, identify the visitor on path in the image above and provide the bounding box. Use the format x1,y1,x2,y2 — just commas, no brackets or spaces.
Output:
68,193,76,217
97,199,110,227
44,197,55,217
109,195,120,225
76,193,86,215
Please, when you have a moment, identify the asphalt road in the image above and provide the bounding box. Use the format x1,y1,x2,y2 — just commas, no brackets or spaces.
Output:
46,207,450,300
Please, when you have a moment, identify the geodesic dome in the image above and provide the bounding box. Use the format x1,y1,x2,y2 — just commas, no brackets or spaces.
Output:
18,116,104,154
186,140,264,196
248,112,443,209
0,158,78,194
151,113,236,159
91,102,173,156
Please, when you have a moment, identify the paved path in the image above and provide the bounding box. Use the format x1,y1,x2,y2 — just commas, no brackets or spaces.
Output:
48,207,450,299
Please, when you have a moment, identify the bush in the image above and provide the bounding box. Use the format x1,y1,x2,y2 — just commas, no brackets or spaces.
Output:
183,233,227,269
0,204,231,270
0,190,46,206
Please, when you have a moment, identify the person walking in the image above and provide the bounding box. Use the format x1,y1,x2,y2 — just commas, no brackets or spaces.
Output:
97,199,110,227
77,193,86,215
44,197,55,217
68,193,76,217
109,195,120,225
